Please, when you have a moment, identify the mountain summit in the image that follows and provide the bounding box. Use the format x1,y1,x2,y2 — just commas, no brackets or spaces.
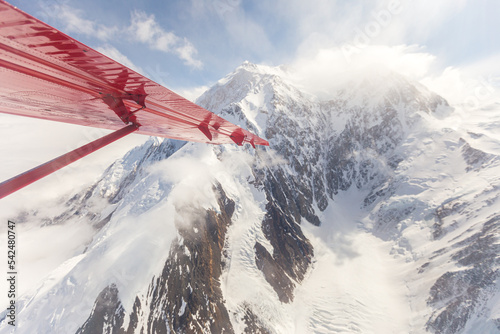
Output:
2,62,499,334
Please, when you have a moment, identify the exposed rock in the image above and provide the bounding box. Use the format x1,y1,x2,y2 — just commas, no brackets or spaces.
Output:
433,200,467,239
459,138,496,172
240,303,272,334
261,201,313,283
254,242,295,303
426,215,500,333
144,184,235,333
76,284,125,334
252,168,315,303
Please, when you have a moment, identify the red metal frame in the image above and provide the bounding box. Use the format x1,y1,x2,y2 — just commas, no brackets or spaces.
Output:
0,124,138,199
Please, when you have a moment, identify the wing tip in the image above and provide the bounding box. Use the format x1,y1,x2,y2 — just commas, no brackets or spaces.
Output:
247,136,269,148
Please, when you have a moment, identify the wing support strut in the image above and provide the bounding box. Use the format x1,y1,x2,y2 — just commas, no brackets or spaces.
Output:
0,124,139,200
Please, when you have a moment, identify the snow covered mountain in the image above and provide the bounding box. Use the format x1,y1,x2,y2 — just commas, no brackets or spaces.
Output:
1,61,499,333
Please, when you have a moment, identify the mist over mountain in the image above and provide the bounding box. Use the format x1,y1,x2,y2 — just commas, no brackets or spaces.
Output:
1,62,499,334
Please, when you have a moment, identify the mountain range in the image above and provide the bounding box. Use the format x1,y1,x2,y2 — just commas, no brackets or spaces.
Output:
1,61,499,333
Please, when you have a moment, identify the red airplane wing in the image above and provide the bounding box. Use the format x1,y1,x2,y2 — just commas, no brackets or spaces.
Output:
0,1,269,147
0,1,269,199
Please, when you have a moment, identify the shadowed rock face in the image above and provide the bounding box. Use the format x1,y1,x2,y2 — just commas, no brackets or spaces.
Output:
76,284,125,334
146,184,235,334
254,242,295,304
254,198,314,303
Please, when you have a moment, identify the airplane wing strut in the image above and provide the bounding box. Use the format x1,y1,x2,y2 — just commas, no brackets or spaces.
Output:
0,124,138,199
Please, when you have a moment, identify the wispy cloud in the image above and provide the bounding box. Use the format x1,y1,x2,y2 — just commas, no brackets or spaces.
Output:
129,11,202,69
40,3,118,41
421,53,500,107
287,44,437,99
39,3,202,70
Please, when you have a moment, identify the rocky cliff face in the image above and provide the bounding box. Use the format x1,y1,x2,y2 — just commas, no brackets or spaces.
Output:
2,62,499,334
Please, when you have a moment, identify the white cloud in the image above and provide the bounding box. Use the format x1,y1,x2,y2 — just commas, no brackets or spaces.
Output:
286,41,500,114
287,45,436,99
421,54,500,108
95,45,145,74
129,11,203,69
174,40,203,69
41,4,118,41
174,85,210,102
39,4,202,70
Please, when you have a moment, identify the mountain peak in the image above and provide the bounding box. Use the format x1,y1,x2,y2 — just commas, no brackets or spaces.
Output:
237,60,287,75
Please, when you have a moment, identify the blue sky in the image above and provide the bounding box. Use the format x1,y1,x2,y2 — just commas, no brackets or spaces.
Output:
8,0,500,98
